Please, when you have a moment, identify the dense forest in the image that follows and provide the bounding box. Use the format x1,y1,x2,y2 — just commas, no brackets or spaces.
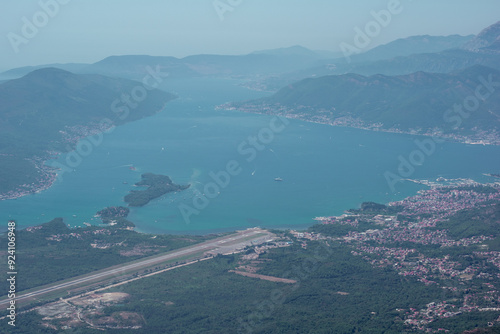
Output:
3,243,498,333
0,218,213,294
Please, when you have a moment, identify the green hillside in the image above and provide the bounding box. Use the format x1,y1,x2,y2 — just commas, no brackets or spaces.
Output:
228,65,500,141
0,68,176,198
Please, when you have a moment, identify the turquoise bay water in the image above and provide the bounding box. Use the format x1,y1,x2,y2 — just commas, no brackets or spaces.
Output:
2,77,500,234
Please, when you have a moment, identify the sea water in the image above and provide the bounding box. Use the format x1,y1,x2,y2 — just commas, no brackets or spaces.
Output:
1,77,500,234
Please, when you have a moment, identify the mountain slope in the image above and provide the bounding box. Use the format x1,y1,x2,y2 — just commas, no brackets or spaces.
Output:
270,45,500,91
0,68,176,198
338,48,500,76
225,65,500,143
0,63,89,80
462,21,500,51
330,22,500,76
350,34,474,63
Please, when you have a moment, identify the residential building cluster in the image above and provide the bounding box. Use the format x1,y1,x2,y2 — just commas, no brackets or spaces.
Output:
294,183,500,332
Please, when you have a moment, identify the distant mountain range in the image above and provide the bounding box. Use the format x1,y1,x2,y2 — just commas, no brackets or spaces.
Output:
0,31,479,84
250,21,500,90
0,68,176,198
0,46,333,82
220,21,500,144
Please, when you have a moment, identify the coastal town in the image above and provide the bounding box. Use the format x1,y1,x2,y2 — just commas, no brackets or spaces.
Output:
0,157,57,201
290,181,500,332
218,102,500,146
0,122,113,201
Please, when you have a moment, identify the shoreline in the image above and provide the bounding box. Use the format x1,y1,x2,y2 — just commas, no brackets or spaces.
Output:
0,122,110,202
0,160,58,201
218,104,500,146
3,179,499,236
0,100,172,202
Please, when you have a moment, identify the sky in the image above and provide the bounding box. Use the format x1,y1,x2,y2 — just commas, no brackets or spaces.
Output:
0,0,499,71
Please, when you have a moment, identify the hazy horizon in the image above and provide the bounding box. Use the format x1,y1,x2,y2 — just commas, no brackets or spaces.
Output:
1,0,499,71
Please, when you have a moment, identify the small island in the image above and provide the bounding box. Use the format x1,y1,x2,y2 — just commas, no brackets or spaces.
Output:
96,206,130,223
95,206,135,228
124,173,190,207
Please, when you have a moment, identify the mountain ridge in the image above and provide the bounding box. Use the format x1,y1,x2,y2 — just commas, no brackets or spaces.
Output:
224,65,500,144
462,20,500,51
0,32,477,82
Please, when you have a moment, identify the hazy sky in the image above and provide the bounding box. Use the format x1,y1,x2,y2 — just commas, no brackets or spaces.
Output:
1,0,499,71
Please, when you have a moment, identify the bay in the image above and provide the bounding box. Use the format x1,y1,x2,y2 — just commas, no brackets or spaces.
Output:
1,77,499,234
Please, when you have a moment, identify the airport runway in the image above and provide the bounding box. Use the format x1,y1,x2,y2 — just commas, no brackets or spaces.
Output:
0,228,273,307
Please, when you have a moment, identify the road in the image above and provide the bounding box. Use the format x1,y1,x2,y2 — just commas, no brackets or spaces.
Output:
0,228,273,307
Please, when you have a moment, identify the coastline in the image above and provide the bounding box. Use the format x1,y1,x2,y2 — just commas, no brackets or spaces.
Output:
217,103,500,146
0,161,58,201
0,121,111,201
5,178,499,236
0,102,171,202
2,105,498,203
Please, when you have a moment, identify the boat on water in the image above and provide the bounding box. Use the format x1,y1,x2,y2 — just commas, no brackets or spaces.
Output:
274,177,283,182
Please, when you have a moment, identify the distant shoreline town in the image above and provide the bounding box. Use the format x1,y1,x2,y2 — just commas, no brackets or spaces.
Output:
218,103,500,146
301,181,500,330
0,158,57,201
0,122,111,201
